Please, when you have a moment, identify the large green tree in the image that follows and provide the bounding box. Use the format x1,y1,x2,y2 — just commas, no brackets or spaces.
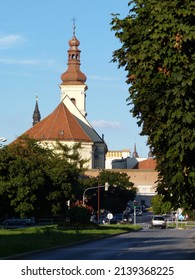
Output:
0,137,86,218
84,170,136,213
111,0,195,210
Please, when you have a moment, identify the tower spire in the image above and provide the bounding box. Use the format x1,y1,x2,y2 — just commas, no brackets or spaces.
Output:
148,147,153,158
60,22,88,117
33,95,41,126
132,143,139,158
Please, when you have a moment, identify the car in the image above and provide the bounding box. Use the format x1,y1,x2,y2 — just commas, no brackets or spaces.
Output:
104,213,132,224
162,214,173,221
110,213,124,224
141,205,147,212
149,215,166,229
3,218,35,228
136,208,142,216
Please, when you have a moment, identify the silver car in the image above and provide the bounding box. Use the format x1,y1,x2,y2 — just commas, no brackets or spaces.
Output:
149,215,166,229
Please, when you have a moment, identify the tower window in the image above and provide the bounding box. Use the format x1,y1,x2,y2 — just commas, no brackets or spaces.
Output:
71,98,76,105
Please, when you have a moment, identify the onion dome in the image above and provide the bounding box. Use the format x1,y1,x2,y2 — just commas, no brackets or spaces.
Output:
61,34,87,85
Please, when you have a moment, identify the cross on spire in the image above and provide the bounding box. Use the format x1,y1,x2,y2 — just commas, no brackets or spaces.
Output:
72,17,77,36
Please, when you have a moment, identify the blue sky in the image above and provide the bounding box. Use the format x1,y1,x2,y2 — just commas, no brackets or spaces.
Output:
0,0,149,157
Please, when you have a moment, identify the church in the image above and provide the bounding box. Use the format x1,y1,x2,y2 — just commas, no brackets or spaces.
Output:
20,25,107,169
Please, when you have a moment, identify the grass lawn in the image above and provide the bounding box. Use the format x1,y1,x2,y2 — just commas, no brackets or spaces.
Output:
0,224,141,259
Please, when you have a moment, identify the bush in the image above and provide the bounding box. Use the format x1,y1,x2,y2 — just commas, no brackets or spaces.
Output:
151,195,172,214
67,201,93,224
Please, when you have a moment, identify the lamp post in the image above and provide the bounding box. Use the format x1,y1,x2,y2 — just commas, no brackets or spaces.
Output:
82,182,109,223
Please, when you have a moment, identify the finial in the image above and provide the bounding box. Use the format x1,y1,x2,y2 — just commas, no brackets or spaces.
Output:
36,94,38,101
72,17,77,36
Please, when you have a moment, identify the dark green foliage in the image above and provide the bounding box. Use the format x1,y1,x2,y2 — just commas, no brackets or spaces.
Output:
84,170,136,213
111,0,195,210
0,137,86,219
151,195,172,214
67,201,93,224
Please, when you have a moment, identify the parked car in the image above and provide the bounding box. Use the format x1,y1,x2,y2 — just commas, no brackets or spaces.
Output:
141,205,147,212
104,213,132,224
3,218,35,228
149,215,166,229
162,214,173,221
136,208,142,216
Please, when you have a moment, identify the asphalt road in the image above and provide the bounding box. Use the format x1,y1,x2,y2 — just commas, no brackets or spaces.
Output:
17,226,195,260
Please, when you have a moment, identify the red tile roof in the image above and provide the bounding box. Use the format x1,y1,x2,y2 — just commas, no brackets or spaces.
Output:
138,158,156,169
22,102,92,142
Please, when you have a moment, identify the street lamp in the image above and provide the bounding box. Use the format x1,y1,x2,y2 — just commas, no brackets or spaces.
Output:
82,182,109,223
82,184,109,205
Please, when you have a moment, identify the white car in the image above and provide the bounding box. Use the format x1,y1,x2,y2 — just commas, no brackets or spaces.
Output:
149,215,166,229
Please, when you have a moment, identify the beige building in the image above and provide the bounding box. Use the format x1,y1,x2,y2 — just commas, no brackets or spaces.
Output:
85,167,158,207
105,149,130,169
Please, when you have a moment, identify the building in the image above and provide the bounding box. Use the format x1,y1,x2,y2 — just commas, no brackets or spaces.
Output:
105,149,130,169
103,144,157,206
85,166,157,207
18,25,107,169
14,23,157,206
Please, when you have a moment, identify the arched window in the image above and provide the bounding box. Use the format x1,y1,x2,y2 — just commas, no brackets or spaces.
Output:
71,98,76,105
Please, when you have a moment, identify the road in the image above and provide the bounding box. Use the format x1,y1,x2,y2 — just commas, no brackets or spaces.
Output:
16,226,195,260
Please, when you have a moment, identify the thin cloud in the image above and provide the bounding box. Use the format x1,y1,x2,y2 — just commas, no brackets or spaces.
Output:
0,57,40,65
91,119,122,129
0,57,56,67
0,34,24,49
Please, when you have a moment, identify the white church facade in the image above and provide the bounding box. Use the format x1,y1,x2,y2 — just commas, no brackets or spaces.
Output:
20,26,107,169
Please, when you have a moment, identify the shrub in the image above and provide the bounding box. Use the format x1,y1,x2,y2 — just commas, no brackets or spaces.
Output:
67,201,93,224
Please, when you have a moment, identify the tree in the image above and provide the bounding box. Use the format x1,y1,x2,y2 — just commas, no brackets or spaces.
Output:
0,137,49,218
111,0,195,210
84,170,136,213
151,195,172,214
0,137,86,218
45,142,87,216
151,195,163,214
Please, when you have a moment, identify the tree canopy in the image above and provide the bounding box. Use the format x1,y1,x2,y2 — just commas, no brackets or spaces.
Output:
0,137,136,220
111,0,195,210
84,170,136,213
0,137,86,218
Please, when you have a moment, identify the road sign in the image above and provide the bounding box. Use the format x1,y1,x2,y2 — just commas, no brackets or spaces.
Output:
107,213,113,220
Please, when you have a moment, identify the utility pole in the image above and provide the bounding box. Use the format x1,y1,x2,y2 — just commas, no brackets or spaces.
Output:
82,183,109,224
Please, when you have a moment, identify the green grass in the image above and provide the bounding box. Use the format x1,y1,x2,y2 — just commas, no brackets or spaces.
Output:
0,224,141,259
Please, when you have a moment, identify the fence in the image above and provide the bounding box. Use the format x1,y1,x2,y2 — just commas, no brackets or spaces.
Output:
167,220,195,229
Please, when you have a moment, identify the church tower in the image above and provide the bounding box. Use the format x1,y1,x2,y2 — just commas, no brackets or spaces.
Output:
32,95,41,126
132,143,139,158
60,19,87,117
20,22,107,169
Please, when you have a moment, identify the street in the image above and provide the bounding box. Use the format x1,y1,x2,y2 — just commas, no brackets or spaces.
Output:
15,226,195,260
